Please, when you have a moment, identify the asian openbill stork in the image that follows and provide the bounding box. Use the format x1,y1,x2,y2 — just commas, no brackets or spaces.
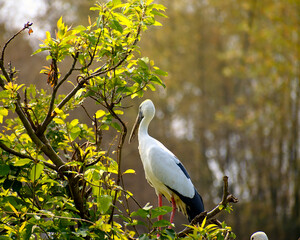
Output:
250,231,268,240
129,99,204,224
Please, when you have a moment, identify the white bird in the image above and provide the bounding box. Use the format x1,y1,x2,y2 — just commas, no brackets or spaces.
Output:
129,99,204,224
250,231,269,240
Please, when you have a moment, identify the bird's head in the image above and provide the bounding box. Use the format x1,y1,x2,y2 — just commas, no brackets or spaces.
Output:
129,99,155,143
250,231,268,240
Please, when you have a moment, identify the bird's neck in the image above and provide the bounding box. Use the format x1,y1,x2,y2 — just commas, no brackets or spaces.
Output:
138,118,150,139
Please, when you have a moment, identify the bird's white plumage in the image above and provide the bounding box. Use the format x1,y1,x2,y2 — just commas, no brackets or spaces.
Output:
133,99,196,216
250,231,268,240
140,138,195,198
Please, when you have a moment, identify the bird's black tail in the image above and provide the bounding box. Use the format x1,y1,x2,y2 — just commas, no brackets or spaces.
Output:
185,189,204,222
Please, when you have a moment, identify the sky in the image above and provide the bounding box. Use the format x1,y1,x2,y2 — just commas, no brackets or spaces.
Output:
0,0,47,38
0,0,75,49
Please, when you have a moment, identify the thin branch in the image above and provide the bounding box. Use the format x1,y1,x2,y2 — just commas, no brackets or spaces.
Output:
0,61,11,87
177,176,238,238
57,52,79,89
23,89,38,130
0,23,32,87
37,53,79,136
80,104,94,122
82,29,102,70
85,15,142,81
37,7,143,136
0,140,57,170
3,211,94,225
108,105,128,224
13,98,65,169
0,140,34,160
207,176,238,219
1,22,33,62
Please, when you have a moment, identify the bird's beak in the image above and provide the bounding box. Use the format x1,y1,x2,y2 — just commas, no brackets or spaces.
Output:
129,111,143,144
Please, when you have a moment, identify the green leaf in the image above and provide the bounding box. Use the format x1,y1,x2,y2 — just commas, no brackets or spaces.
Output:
154,68,168,76
131,208,149,219
110,19,123,33
14,158,31,166
0,90,9,98
0,164,10,176
97,195,113,214
111,122,122,131
153,219,171,228
3,179,13,189
31,47,49,56
30,163,44,181
151,206,172,219
151,9,168,18
73,25,86,32
12,180,22,192
151,75,166,88
70,127,81,141
149,3,167,11
138,58,149,70
165,229,176,238
138,234,150,240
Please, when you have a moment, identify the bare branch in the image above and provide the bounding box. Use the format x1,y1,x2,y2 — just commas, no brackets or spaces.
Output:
1,22,33,62
177,176,238,238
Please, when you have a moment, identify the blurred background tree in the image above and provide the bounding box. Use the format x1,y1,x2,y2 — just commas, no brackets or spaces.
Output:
0,0,299,239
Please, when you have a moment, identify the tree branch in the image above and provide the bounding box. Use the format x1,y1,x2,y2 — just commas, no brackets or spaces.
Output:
0,22,65,170
0,140,34,160
0,140,57,170
1,22,33,63
177,176,238,238
37,53,79,136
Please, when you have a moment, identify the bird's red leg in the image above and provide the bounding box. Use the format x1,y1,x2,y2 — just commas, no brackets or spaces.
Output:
169,196,176,228
158,194,163,221
157,194,163,238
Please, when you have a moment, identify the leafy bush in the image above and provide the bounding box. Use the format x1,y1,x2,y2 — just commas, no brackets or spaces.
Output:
0,0,167,239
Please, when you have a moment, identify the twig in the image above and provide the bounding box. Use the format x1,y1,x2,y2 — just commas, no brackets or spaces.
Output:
3,211,94,225
37,53,79,136
177,176,238,238
1,22,33,62
0,141,57,170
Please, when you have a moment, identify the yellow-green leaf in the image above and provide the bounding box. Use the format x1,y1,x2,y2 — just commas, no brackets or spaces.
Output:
53,118,65,125
30,163,44,182
7,202,19,217
95,109,106,118
123,169,136,174
0,107,8,123
14,158,31,166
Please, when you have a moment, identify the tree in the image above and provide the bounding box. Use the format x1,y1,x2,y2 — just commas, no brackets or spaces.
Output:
0,1,168,238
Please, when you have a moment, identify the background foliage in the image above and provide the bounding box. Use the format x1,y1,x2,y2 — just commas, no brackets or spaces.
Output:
0,0,299,239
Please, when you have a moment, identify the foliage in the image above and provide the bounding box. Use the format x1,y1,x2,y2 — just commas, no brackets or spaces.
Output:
184,218,235,240
0,0,170,239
